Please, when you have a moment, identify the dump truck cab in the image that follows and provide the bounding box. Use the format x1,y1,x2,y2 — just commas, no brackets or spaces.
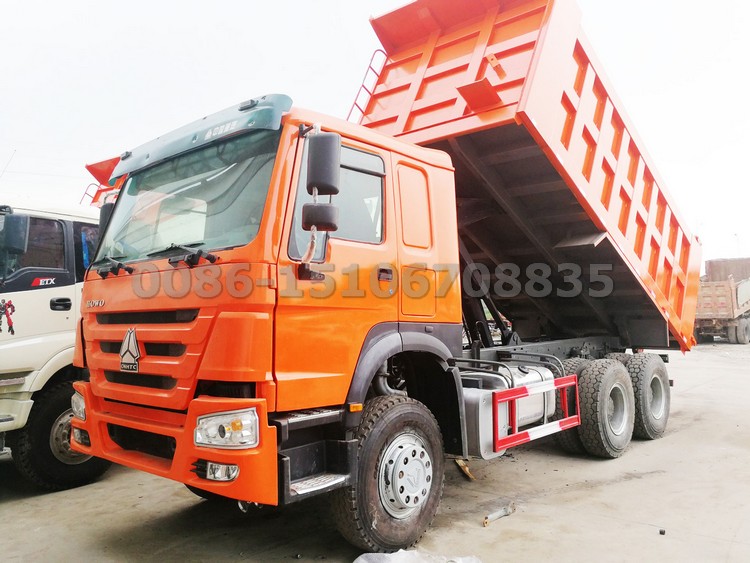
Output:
72,94,465,508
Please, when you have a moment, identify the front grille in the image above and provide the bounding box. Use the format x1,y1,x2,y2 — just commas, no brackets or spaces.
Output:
108,424,176,460
195,381,255,399
100,341,186,357
96,309,199,325
105,370,177,390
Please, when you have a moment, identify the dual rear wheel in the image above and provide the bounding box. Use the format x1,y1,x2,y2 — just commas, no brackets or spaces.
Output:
728,318,750,345
555,354,670,458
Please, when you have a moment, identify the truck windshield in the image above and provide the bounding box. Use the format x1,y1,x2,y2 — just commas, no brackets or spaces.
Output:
95,128,282,264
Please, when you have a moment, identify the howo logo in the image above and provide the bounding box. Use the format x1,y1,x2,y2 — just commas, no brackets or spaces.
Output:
119,328,141,373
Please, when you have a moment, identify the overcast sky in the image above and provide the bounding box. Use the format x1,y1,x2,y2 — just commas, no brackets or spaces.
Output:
1,0,748,261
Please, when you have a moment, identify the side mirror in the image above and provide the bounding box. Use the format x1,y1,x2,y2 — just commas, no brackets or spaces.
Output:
99,202,115,231
3,214,30,255
307,132,341,196
302,203,339,232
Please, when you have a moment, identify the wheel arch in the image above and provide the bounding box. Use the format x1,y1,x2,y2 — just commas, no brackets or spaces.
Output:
344,323,467,458
28,347,85,393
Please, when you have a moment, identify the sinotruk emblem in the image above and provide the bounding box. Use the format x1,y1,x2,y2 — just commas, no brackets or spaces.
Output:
119,328,141,372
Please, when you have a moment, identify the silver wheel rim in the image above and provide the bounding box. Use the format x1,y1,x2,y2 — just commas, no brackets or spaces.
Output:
648,374,666,419
607,382,628,436
378,431,433,519
49,408,91,465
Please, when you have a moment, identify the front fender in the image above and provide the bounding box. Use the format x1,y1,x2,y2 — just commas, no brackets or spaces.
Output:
27,346,77,393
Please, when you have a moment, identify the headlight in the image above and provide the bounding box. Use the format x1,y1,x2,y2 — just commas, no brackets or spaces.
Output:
194,408,259,449
71,391,86,420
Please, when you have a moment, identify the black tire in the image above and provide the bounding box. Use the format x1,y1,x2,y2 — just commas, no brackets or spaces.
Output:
627,353,670,440
737,318,750,345
6,381,111,490
578,359,635,458
604,352,632,366
331,395,444,552
728,325,738,344
553,358,590,454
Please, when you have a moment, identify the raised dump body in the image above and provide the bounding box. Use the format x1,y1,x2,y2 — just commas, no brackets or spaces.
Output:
357,0,701,351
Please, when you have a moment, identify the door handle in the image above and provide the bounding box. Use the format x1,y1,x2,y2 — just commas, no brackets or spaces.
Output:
378,267,393,282
50,297,72,311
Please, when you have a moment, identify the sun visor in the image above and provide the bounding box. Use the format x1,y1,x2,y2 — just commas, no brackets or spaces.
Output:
111,93,293,179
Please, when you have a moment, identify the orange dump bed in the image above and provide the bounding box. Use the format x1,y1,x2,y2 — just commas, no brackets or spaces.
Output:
358,0,701,351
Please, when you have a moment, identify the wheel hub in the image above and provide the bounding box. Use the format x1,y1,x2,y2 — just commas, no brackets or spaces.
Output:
378,432,433,519
648,374,666,419
607,382,628,436
49,408,91,465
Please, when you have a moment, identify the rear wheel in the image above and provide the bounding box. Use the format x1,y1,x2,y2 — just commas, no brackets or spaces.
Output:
578,359,634,458
737,318,750,345
627,354,670,439
7,381,111,490
604,352,632,366
728,325,739,344
331,395,444,552
553,358,590,454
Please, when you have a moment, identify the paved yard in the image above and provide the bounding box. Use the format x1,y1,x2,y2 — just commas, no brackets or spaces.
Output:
2,343,749,561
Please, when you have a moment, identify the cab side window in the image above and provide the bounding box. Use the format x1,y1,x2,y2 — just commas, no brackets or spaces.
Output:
73,222,99,282
17,218,65,270
333,149,384,244
289,144,385,261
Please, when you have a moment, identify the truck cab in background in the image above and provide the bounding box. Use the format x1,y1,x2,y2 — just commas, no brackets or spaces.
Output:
0,202,110,489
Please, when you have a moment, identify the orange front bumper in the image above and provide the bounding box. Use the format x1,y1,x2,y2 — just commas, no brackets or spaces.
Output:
71,381,279,505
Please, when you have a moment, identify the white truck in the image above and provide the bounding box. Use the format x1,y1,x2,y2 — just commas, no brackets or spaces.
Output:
0,201,110,489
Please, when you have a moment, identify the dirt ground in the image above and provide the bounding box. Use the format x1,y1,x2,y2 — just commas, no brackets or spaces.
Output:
2,342,749,562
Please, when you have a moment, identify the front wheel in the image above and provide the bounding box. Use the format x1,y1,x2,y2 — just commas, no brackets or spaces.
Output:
7,381,111,490
331,396,444,552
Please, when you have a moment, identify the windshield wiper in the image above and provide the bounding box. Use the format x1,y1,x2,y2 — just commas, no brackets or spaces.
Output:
147,243,218,268
96,256,134,279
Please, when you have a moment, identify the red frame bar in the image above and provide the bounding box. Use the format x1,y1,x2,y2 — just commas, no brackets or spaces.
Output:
492,375,580,452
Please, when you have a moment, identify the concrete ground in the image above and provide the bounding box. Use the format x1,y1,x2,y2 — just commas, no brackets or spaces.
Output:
2,343,749,562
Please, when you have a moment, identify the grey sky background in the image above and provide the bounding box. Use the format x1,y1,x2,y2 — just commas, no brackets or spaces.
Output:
0,0,747,262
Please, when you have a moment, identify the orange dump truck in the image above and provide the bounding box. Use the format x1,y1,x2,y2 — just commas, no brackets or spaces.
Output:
70,0,701,552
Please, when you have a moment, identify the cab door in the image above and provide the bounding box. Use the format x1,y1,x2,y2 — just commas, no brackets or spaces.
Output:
274,138,398,411
0,216,77,375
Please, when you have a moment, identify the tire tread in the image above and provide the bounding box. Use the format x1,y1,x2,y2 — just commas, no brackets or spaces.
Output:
7,380,110,490
553,358,590,454
577,359,634,458
627,353,670,439
330,395,444,552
